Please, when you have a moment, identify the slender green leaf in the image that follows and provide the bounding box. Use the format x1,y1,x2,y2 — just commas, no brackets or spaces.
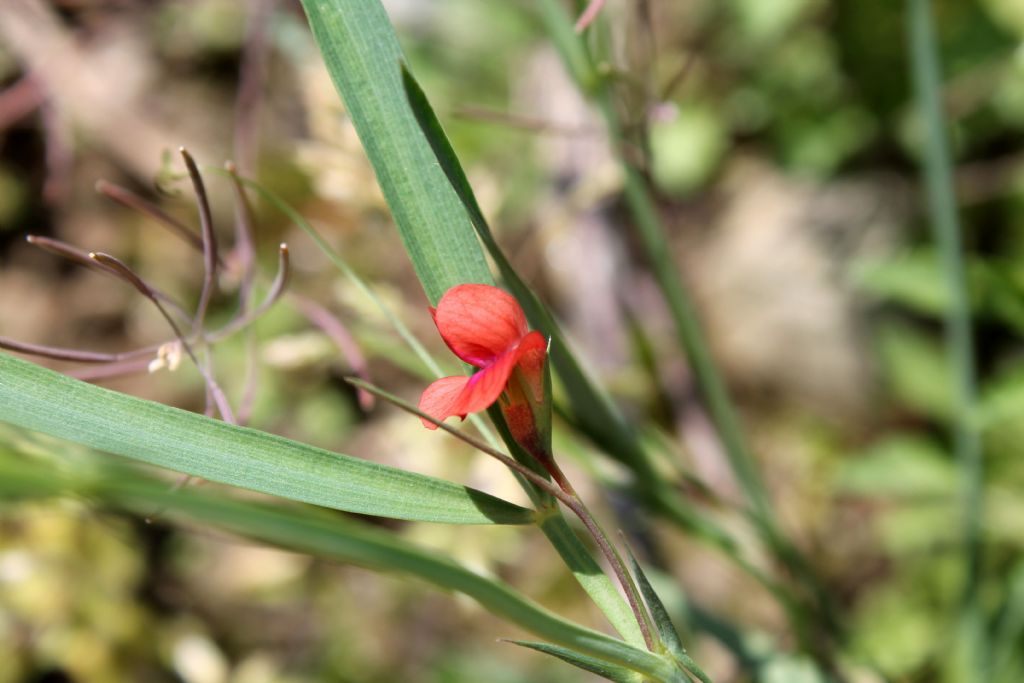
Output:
623,546,688,659
533,0,838,649
623,548,713,683
907,1,985,676
537,511,646,648
507,640,642,683
297,0,492,304
400,63,659,483
0,450,682,683
0,353,530,525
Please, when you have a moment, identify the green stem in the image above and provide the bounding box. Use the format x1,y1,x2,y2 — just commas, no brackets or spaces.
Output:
350,379,659,649
906,0,985,674
536,0,839,655
537,0,774,540
551,465,660,654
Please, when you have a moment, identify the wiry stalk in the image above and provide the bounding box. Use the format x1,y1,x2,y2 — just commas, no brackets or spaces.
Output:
907,0,985,676
347,378,660,653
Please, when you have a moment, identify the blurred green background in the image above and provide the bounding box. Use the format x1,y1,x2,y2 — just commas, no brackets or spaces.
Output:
1,0,1023,681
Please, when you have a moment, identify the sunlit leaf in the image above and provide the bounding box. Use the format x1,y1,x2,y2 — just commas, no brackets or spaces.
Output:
0,353,531,525
0,449,684,683
297,0,493,304
507,640,642,682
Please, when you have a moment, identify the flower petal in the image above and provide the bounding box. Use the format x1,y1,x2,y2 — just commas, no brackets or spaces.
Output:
448,349,520,416
418,375,470,429
511,331,547,403
448,331,548,416
432,284,529,366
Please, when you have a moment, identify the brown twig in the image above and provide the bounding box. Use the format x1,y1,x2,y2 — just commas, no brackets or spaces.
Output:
0,73,45,130
95,179,206,254
68,357,152,380
224,163,258,308
0,336,152,364
210,244,290,339
88,251,235,423
26,235,191,321
292,295,374,410
574,0,605,32
179,148,219,328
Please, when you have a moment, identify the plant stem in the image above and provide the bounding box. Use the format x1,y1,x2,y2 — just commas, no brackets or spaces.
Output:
906,0,984,674
536,0,839,655
349,379,661,652
554,470,659,653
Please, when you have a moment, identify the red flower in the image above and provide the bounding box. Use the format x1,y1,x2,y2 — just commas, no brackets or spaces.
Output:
419,284,550,456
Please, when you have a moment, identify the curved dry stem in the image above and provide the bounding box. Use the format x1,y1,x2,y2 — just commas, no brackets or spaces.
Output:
95,179,206,253
292,294,374,409
179,148,218,328
88,251,235,423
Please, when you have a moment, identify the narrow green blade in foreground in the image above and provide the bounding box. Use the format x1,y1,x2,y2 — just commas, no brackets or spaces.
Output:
294,0,648,648
0,451,684,683
508,640,642,682
298,0,493,304
0,354,532,525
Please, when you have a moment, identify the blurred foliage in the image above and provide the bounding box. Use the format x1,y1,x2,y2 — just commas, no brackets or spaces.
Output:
0,0,1023,681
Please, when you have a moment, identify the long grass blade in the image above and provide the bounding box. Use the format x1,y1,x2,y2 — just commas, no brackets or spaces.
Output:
0,449,685,683
906,0,985,675
0,353,532,525
297,0,492,304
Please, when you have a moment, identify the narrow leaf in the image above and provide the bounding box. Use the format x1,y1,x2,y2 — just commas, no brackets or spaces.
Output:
0,449,683,683
538,513,646,648
507,640,641,682
400,63,661,482
0,353,531,525
297,0,493,304
623,545,688,658
624,546,713,683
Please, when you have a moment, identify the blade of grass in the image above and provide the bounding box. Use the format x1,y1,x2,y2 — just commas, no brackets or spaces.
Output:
0,353,531,525
907,0,985,676
0,449,686,683
400,63,659,483
506,640,642,682
297,0,492,304
242,16,651,641
622,545,713,683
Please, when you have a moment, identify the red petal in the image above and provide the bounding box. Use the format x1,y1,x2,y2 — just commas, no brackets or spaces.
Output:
418,376,470,429
432,284,528,366
448,348,520,416
511,331,547,403
449,331,547,416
